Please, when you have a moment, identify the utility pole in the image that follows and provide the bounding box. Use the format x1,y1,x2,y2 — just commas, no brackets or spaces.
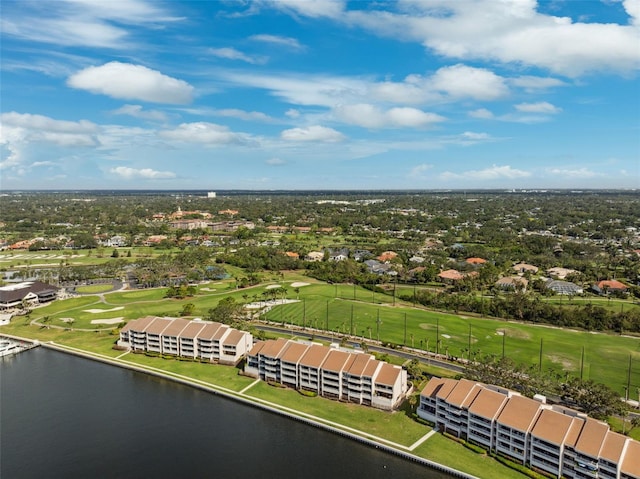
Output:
325,300,329,331
580,346,584,381
303,299,306,330
376,308,381,342
502,331,506,359
468,324,472,359
539,338,543,373
403,312,407,346
350,304,354,336
436,317,440,355
627,354,632,401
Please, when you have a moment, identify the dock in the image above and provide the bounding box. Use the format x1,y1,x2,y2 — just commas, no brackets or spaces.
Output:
0,334,40,358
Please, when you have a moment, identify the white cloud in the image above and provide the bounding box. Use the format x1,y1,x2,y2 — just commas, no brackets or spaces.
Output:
281,125,345,142
280,0,640,77
68,62,194,104
441,164,531,180
266,157,286,165
624,0,640,26
213,109,274,122
249,34,304,50
263,0,345,18
110,166,176,179
334,104,444,128
0,112,99,152
468,108,494,119
429,64,509,100
209,47,267,64
111,104,168,122
515,102,562,114
546,167,599,178
0,0,182,48
410,163,434,177
285,109,301,118
509,75,567,92
160,122,252,145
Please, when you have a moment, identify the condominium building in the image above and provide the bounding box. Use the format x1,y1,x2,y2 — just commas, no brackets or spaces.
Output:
418,378,640,479
244,339,408,410
118,316,253,365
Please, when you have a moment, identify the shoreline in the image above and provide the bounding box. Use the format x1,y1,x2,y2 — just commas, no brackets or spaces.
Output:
1,332,477,479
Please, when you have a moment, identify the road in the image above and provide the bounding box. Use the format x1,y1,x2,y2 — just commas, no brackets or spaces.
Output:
254,323,465,374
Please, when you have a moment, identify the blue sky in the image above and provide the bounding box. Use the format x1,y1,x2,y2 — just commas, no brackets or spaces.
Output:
1,0,639,190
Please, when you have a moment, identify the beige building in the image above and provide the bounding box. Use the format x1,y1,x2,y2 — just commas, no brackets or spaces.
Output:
244,338,408,410
418,378,640,479
118,316,253,365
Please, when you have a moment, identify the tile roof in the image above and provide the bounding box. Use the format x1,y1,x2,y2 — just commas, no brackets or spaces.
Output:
574,419,609,458
375,363,402,386
496,395,541,432
468,388,507,420
620,439,640,477
530,408,575,446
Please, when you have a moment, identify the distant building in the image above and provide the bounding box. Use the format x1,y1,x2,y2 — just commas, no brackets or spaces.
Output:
495,276,528,292
545,280,583,295
118,316,252,366
244,338,408,410
592,280,628,295
305,251,324,262
512,263,539,274
0,281,60,310
417,377,640,479
465,257,487,265
207,192,216,198
547,267,578,280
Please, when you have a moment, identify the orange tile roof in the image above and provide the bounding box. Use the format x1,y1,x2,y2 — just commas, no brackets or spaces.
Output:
530,409,575,446
279,341,309,363
145,317,172,335
446,378,480,407
322,349,352,372
438,269,464,280
299,344,330,368
574,419,609,458
599,430,627,464
468,388,507,420
497,395,541,432
466,257,487,264
345,353,373,376
597,279,628,290
121,315,157,333
621,439,640,477
162,318,191,337
375,363,402,386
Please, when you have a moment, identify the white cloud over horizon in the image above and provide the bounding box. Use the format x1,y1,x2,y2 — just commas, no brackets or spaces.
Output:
68,62,194,104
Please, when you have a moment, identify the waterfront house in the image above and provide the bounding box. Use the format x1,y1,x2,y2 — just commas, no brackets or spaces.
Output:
118,316,253,365
244,339,409,410
417,378,640,479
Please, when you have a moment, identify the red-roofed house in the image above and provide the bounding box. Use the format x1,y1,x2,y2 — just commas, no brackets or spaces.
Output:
466,257,487,265
593,279,628,295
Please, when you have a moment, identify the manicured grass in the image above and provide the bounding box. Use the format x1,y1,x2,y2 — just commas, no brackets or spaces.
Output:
121,353,255,392
75,283,115,294
0,321,123,357
244,381,427,446
413,433,527,479
23,275,640,395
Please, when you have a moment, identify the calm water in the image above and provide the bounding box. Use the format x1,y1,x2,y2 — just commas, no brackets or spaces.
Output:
1,348,453,479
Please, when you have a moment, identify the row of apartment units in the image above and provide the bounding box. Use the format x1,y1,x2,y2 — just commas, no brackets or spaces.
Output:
118,316,253,365
244,338,408,410
418,378,640,479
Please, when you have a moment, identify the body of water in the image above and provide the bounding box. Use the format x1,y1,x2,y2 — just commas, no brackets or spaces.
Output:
1,348,455,479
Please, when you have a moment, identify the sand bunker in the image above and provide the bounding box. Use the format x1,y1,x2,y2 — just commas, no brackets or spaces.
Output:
265,284,282,289
290,282,310,288
441,334,451,339
91,318,124,325
84,307,124,314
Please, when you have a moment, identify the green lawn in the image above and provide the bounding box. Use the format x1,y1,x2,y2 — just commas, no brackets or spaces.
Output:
75,283,116,294
22,276,640,396
244,381,427,446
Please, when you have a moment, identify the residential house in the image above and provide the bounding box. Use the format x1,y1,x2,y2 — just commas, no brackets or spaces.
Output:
305,251,324,262
417,378,640,479
547,267,577,280
495,276,528,292
118,316,253,365
545,280,583,295
465,257,487,265
513,263,539,275
592,279,628,295
244,339,409,410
